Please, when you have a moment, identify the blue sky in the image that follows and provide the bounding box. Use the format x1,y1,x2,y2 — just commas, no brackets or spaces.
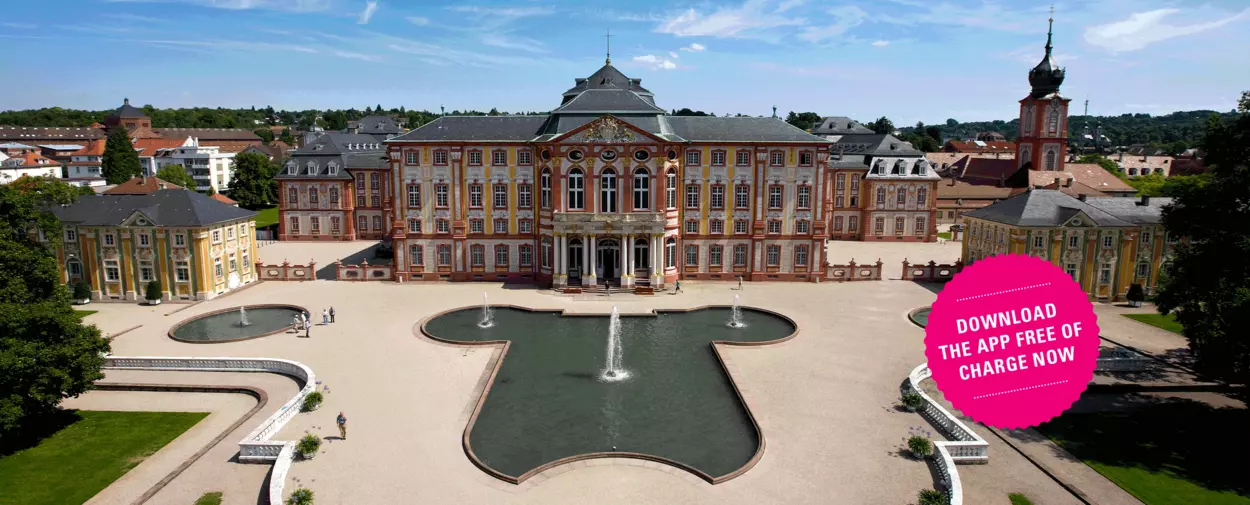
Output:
1,0,1248,124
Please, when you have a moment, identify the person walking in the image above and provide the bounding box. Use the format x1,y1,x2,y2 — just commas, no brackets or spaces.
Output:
675,280,682,294
737,276,743,290
322,308,329,325
292,314,302,332
329,306,336,323
304,318,311,338
336,412,347,440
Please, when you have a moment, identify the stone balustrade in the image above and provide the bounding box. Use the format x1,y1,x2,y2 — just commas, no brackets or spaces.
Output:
905,363,990,505
824,259,883,282
103,356,316,503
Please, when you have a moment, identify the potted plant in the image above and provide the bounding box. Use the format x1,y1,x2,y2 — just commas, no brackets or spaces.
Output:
918,488,948,505
286,487,314,505
906,426,933,459
296,434,321,460
72,281,92,305
144,280,162,305
1126,283,1145,308
301,391,323,413
900,391,924,412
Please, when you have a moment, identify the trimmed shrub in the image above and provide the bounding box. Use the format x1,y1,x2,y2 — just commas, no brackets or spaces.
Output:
286,487,313,505
300,391,323,412
918,488,948,505
296,433,321,457
72,281,91,300
145,280,162,301
1127,283,1145,304
908,435,933,458
900,391,924,410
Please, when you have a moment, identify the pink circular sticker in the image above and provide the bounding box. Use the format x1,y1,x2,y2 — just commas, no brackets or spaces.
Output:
924,254,1100,429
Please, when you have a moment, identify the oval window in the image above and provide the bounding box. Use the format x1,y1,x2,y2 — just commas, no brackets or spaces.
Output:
667,150,678,161
540,149,551,161
634,150,650,162
568,150,584,161
601,150,617,162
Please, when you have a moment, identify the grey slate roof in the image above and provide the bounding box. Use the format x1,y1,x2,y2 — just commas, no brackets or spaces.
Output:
963,189,1134,227
552,89,665,114
348,115,403,137
666,117,831,143
536,114,666,138
561,64,652,97
1082,196,1173,224
389,116,549,142
109,99,147,119
829,134,922,156
343,152,388,169
812,116,874,135
0,127,106,141
152,128,261,141
278,133,382,179
50,189,255,227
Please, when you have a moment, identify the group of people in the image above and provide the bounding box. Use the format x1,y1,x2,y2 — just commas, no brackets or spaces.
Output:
292,307,336,337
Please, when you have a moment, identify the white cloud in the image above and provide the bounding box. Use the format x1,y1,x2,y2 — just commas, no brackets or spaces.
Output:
447,5,554,19
798,5,865,42
776,0,805,13
656,1,805,41
405,16,429,26
1084,8,1250,53
357,1,378,25
102,13,168,23
680,42,706,52
481,33,546,53
104,0,330,12
632,54,678,70
335,50,382,62
134,38,319,54
0,22,37,29
669,51,680,58
871,39,889,47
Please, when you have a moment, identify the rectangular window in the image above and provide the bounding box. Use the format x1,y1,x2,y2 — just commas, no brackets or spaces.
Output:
685,185,700,209
710,245,723,266
1099,263,1112,283
469,184,483,208
174,233,186,247
1102,236,1114,249
768,185,782,209
834,216,844,231
105,261,120,281
492,150,507,166
667,172,677,209
310,216,321,233
766,245,780,266
371,195,380,208
915,217,926,235
408,219,422,233
329,187,339,206
736,150,751,166
372,216,382,231
469,151,482,166
518,150,532,166
520,245,533,267
796,220,809,234
795,245,808,267
357,178,366,196
850,195,859,207
797,185,811,209
735,185,749,209
226,227,235,241
710,219,724,234
408,184,422,209
358,215,367,232
229,255,238,272
1066,263,1079,280
835,196,844,208
518,184,532,208
371,173,379,189
518,219,532,233
438,244,452,265
836,173,846,190
435,184,449,208
799,151,813,166
685,220,699,234
495,245,509,266
733,244,747,266
288,187,298,205
214,258,223,279
770,151,784,167
139,264,154,282
1033,236,1044,248
876,187,886,209
734,219,748,234
711,185,725,209
1068,236,1080,249
470,219,484,233
541,240,551,268
874,217,885,235
213,230,221,242
896,190,906,207
494,219,508,234
65,228,77,242
685,150,700,166
471,245,485,266
104,233,116,246
331,216,341,234
1141,232,1151,245
176,262,190,282
405,151,419,165
434,151,448,165
848,216,858,232
711,151,726,166
666,240,676,268
767,220,781,234
850,174,860,190
437,219,450,233
685,245,699,266
138,233,150,247
895,217,905,234
410,245,424,266
494,184,508,208
289,217,300,233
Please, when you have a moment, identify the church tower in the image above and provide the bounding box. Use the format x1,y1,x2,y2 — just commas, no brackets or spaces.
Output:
1016,12,1070,172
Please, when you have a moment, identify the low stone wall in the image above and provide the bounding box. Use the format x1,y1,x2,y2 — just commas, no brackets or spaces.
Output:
824,259,883,282
256,260,317,281
102,356,317,504
901,260,963,282
904,363,990,505
335,259,393,281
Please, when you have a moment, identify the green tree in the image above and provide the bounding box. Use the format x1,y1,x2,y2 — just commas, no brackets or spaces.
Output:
868,116,895,134
0,178,110,435
784,112,823,131
101,128,141,184
1155,91,1250,386
253,128,275,143
1127,173,1210,197
228,152,278,208
279,128,295,145
1077,154,1124,178
155,164,197,189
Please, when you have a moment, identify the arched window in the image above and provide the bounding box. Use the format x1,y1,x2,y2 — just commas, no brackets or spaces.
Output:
1045,150,1057,170
540,169,552,209
666,169,677,209
665,237,677,268
567,169,584,210
1047,108,1060,134
633,168,650,210
600,168,617,213
634,238,649,269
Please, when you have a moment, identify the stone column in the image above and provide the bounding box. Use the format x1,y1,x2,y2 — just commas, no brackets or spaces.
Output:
652,234,662,286
586,234,596,285
554,233,564,286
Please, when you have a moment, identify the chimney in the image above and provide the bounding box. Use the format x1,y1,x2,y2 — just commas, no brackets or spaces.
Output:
1065,178,1073,187
1077,194,1087,202
1138,195,1151,206
1118,152,1124,162
1053,177,1060,186
124,98,130,105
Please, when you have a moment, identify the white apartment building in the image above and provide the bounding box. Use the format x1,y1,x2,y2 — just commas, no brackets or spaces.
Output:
65,141,107,187
154,137,237,193
1,152,62,183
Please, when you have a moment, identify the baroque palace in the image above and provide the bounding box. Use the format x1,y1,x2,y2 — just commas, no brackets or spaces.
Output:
277,59,941,289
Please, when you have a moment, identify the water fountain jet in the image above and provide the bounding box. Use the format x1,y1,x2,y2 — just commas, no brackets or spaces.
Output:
600,305,629,381
239,306,251,327
728,295,747,328
478,293,495,328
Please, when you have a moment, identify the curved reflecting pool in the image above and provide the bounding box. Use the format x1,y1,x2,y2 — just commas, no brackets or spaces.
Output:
423,306,796,482
170,305,303,342
910,307,931,328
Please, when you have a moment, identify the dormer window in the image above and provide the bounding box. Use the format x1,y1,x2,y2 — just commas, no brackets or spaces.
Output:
892,160,906,175
307,161,318,175
327,161,339,175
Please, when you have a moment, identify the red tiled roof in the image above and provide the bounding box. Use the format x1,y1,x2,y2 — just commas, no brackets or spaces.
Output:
70,140,105,156
104,176,184,194
132,138,186,156
1063,163,1136,194
211,193,238,205
959,158,1018,181
7,152,59,167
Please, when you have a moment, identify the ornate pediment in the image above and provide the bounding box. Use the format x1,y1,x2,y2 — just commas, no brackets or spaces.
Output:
121,211,157,228
556,115,661,144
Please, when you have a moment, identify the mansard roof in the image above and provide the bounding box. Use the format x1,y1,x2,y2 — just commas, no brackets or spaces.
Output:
552,89,664,114
811,116,875,135
390,116,549,142
51,189,254,227
963,189,1133,227
561,63,652,97
666,116,830,143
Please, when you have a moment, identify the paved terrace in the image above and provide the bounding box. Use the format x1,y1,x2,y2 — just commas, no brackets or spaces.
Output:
83,278,1079,504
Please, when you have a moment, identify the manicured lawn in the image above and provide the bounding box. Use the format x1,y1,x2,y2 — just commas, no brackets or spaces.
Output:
1037,399,1250,505
1009,493,1035,505
252,206,279,228
73,310,98,318
194,491,223,505
0,410,207,505
1124,313,1184,335
937,231,953,240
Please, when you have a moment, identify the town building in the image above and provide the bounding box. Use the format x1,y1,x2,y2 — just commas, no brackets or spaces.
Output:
933,17,1135,225
154,137,238,193
274,133,387,241
1,151,62,183
961,189,1173,301
49,187,257,301
1110,152,1174,177
134,138,190,177
64,139,106,186
942,139,1017,155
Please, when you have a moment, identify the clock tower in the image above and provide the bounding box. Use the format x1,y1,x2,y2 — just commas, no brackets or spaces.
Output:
1016,13,1070,172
